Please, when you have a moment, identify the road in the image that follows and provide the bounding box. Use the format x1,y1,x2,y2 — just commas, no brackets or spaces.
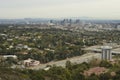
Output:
29,53,101,70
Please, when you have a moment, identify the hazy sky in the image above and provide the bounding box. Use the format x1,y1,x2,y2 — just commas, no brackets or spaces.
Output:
0,0,120,19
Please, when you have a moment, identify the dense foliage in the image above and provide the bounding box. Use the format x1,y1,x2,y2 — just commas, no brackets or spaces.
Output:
0,60,120,80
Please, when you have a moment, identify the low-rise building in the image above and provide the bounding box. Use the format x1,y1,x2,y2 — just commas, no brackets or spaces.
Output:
84,67,107,76
3,55,17,59
23,58,40,67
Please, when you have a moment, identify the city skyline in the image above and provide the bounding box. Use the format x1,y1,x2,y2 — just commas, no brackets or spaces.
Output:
0,0,120,19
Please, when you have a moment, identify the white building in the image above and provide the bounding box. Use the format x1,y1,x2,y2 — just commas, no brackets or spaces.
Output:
117,25,120,30
3,55,17,59
101,46,112,60
23,58,40,67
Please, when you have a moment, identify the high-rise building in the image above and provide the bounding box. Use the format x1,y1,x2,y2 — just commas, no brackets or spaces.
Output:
101,46,112,60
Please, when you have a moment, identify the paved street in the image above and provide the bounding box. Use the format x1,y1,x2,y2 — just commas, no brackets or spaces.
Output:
30,53,101,70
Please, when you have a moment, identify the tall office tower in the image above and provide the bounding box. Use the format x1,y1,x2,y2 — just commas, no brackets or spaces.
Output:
101,46,112,60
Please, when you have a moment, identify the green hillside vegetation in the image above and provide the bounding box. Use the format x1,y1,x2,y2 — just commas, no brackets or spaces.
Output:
0,68,30,80
0,60,120,80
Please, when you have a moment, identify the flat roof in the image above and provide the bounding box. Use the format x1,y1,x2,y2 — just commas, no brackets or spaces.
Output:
101,46,112,49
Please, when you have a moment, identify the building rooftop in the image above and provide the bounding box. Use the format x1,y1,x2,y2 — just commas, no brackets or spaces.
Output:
101,46,112,49
84,67,107,76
